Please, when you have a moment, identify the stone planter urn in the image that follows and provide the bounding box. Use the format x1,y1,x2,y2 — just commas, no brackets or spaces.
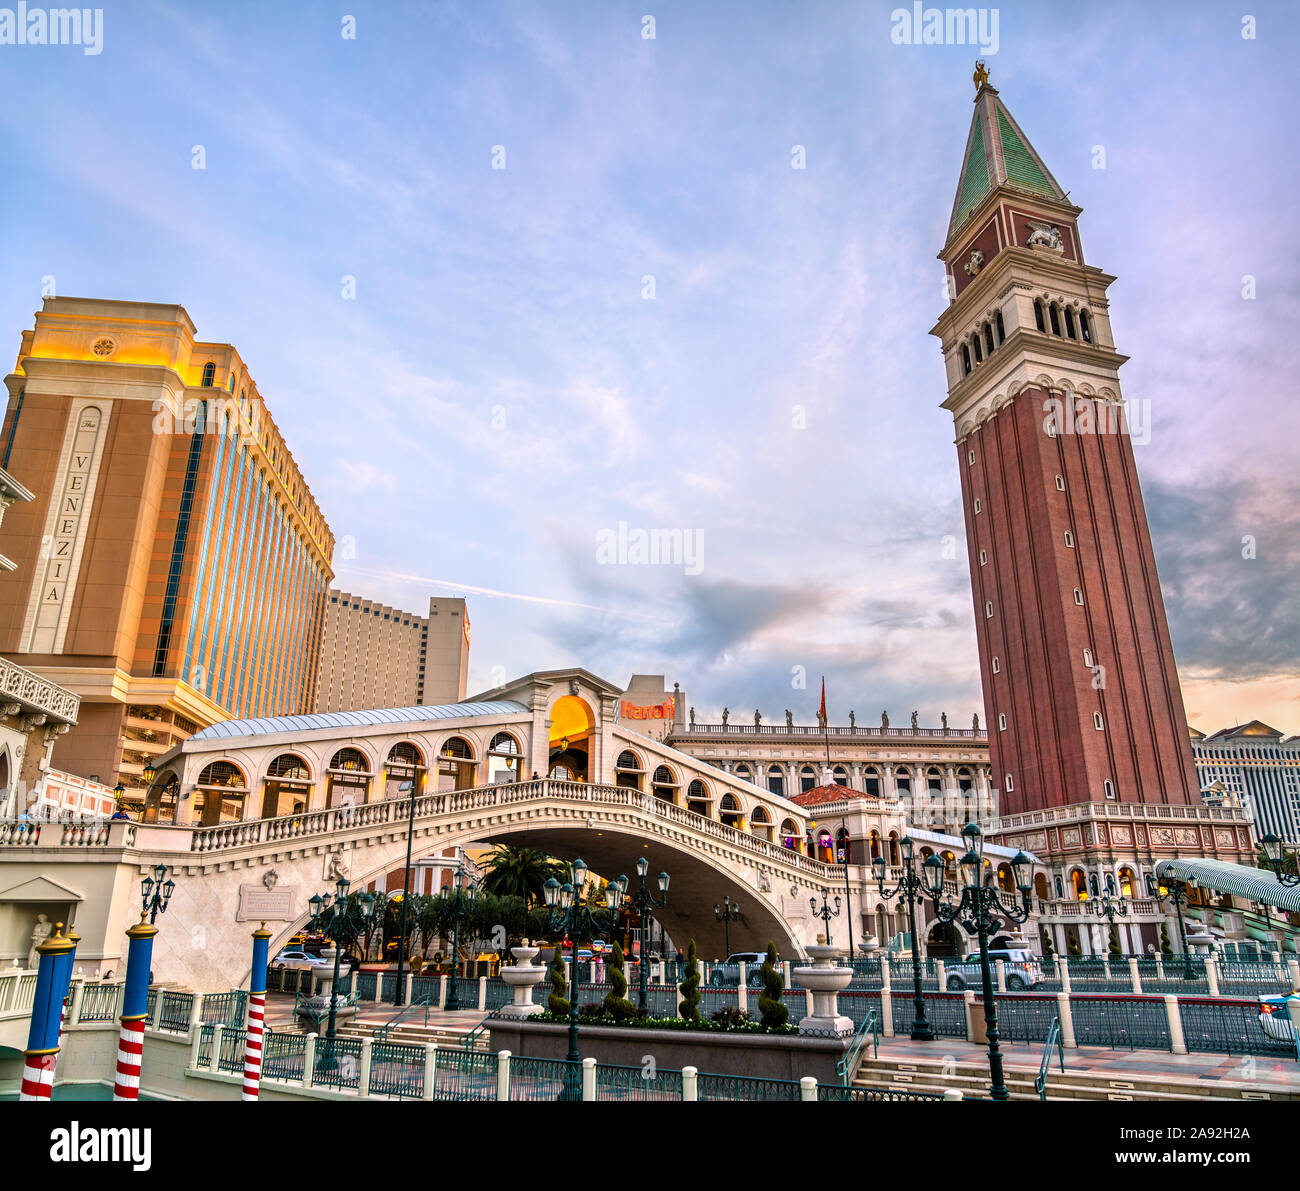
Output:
793,943,854,1038
499,942,546,1019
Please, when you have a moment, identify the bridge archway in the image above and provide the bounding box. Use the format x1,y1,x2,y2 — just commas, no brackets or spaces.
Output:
266,817,805,971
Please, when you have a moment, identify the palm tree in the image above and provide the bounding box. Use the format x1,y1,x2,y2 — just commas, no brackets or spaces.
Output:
480,845,568,905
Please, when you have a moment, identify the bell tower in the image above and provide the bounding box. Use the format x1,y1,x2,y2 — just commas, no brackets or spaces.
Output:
930,71,1203,822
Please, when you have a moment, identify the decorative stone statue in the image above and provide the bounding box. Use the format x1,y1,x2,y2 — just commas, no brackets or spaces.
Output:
754,709,762,728
849,710,856,728
973,712,980,732
910,710,919,732
881,710,889,730
941,712,948,734
785,709,793,729
1026,221,1064,253
722,707,729,727
28,914,51,969
816,707,825,730
689,706,696,727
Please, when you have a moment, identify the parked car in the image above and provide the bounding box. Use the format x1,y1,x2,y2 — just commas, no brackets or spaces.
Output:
270,949,332,972
944,948,1044,991
1258,991,1299,1044
709,952,770,988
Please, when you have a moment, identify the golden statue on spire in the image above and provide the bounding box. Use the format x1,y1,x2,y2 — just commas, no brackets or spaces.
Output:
973,60,989,92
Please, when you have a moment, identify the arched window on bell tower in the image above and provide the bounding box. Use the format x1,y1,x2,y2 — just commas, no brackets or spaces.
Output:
961,344,972,375
1034,301,1046,333
972,334,983,364
1048,303,1062,336
1064,308,1077,339
983,323,995,355
1079,310,1092,342
995,311,1005,343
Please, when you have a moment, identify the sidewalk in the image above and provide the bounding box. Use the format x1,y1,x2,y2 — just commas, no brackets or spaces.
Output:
871,1034,1300,1095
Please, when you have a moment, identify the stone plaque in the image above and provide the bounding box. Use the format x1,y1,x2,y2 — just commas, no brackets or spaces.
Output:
237,885,296,922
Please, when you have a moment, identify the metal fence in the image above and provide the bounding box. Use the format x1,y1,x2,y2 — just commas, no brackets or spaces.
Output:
596,1062,686,1101
695,1072,805,1101
369,1041,426,1098
157,990,193,1033
429,1046,498,1101
262,1031,307,1081
508,1054,576,1100
1217,962,1292,997
896,990,967,1038
311,1036,364,1089
1069,995,1172,1051
991,993,1057,1044
201,990,247,1027
820,1083,953,1102
1178,996,1296,1059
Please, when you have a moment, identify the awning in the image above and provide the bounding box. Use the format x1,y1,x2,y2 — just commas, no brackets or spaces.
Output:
1155,857,1300,914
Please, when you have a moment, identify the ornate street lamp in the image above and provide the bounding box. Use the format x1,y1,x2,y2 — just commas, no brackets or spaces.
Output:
873,835,933,1041
1094,888,1129,953
714,894,741,959
920,822,1034,1101
543,859,621,1100
438,861,479,1011
1147,874,1198,980
306,876,377,1061
625,857,669,1014
1259,834,1300,887
392,765,426,1006
142,762,157,786
140,864,176,924
809,886,841,945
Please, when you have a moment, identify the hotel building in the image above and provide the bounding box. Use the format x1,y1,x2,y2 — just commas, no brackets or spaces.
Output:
0,297,334,801
1192,723,1300,846
316,592,470,713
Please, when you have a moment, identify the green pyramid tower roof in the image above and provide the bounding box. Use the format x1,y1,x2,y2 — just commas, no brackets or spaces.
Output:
946,83,1068,244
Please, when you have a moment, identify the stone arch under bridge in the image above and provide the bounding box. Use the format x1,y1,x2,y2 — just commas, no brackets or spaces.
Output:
64,780,843,991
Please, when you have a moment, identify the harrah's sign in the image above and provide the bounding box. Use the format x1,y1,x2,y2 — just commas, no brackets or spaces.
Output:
622,695,675,722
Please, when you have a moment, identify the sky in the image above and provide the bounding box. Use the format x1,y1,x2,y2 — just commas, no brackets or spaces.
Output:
1,0,1297,734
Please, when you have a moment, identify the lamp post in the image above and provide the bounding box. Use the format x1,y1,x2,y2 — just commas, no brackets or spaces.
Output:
809,886,841,945
920,822,1034,1102
714,894,741,959
1147,874,1197,979
1260,834,1300,887
839,817,855,960
307,876,377,1059
438,860,479,1011
543,859,621,1100
873,835,933,1041
1094,889,1129,954
140,864,176,925
625,857,669,1014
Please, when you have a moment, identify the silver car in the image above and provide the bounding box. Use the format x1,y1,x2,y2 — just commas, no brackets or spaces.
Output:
944,948,1043,991
709,952,770,988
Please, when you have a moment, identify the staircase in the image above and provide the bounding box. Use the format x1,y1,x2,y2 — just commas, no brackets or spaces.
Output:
854,1054,1299,1102
336,1020,493,1053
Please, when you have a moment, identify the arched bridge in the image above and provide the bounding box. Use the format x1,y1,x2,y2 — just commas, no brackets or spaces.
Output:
0,778,859,991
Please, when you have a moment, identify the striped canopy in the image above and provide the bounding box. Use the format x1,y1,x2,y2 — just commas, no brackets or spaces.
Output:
1155,857,1300,914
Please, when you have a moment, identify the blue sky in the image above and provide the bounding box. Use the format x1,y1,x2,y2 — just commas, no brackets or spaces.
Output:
1,0,1297,731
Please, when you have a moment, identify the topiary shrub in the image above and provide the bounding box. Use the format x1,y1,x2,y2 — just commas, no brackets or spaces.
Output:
758,940,788,1028
603,942,636,1022
548,945,570,1016
1041,929,1055,959
1107,926,1121,955
1159,923,1172,956
679,939,702,1022
1067,929,1081,956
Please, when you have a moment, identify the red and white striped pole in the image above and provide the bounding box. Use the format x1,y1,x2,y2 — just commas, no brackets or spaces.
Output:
242,925,272,1100
113,918,157,1101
